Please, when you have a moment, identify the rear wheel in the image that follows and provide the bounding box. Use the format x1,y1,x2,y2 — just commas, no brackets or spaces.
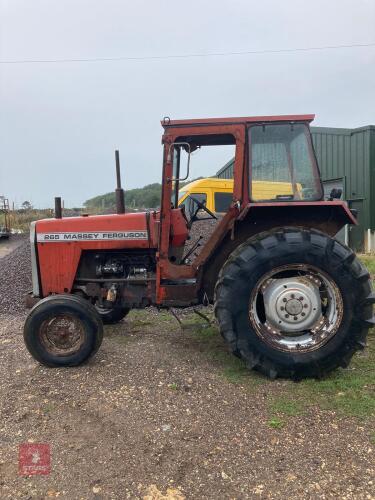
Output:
24,295,103,367
94,305,130,324
214,227,374,379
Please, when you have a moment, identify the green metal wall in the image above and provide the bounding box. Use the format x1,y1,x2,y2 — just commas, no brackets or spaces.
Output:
216,158,234,179
370,128,375,231
216,125,375,250
311,126,374,232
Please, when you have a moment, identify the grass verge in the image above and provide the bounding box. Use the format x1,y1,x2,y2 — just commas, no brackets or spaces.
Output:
185,313,375,419
359,254,375,275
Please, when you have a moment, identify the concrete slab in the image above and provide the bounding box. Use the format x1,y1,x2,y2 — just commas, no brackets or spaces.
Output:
0,237,25,259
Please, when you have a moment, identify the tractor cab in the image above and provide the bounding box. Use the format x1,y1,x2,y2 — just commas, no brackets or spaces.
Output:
166,115,323,220
160,115,330,273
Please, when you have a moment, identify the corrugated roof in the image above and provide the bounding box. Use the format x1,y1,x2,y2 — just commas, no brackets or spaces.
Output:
216,157,235,177
311,125,375,135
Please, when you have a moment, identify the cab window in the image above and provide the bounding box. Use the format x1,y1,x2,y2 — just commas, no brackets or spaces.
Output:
214,192,232,212
180,193,207,214
249,123,322,201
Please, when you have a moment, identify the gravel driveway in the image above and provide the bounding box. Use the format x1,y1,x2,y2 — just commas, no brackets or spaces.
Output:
0,237,374,499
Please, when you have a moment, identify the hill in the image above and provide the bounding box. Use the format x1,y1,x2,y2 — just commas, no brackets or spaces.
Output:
84,183,162,211
84,178,203,211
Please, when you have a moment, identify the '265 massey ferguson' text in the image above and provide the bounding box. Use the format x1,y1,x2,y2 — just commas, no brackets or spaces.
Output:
24,115,374,379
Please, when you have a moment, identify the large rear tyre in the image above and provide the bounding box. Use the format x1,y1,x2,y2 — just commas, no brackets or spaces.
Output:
24,295,103,367
94,305,130,324
214,227,374,380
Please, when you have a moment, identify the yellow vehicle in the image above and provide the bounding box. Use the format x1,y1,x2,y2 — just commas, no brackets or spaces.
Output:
178,178,299,213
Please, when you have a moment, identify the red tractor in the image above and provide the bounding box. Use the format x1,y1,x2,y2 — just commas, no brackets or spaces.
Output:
24,114,374,379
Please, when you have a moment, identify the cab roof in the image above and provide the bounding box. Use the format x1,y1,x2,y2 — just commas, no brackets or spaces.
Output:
180,178,234,192
162,114,315,129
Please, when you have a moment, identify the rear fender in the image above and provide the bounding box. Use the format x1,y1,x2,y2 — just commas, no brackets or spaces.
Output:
237,201,356,233
201,201,356,301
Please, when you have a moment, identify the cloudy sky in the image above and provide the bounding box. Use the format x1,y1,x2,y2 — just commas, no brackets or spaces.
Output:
1,0,374,207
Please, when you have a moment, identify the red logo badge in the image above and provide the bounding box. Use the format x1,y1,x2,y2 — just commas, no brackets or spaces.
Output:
19,443,51,475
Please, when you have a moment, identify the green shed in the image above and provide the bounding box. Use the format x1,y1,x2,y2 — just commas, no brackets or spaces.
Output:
216,125,375,252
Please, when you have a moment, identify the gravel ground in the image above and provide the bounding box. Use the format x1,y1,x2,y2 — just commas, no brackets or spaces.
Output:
0,234,375,499
0,237,31,314
1,312,375,499
183,217,219,259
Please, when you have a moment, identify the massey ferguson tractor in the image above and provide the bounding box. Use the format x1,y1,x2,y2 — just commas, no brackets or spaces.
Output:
24,115,374,379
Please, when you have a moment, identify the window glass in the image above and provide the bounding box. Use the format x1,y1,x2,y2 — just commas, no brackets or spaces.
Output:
214,192,232,212
180,193,207,216
171,139,235,214
249,124,322,201
167,136,235,265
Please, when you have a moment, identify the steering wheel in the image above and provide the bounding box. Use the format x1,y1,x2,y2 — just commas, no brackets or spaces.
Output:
187,195,217,226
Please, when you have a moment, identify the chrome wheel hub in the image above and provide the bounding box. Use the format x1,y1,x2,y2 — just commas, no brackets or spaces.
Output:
263,277,322,332
249,264,344,353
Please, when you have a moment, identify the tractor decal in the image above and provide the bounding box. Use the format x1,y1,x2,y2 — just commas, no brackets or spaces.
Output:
36,231,148,242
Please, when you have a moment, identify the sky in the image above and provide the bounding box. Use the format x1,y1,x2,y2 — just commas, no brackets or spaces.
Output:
0,0,374,208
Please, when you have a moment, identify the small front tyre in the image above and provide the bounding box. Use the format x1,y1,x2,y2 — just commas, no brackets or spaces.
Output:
24,294,103,367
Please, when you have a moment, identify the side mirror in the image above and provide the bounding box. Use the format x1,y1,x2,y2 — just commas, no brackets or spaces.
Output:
329,188,342,200
167,142,191,181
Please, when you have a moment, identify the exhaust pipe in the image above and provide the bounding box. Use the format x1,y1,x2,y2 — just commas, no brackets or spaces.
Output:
115,149,125,214
54,197,62,219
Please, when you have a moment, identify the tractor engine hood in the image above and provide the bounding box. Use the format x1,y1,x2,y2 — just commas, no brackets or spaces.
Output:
30,209,189,297
34,208,188,248
31,211,158,297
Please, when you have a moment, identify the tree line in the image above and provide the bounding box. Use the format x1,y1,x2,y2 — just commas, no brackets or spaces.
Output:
84,183,162,211
84,179,202,211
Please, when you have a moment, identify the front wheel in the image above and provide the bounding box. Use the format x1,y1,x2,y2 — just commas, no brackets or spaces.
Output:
24,295,103,367
214,228,374,380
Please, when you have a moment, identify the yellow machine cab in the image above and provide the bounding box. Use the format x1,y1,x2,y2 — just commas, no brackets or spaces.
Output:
178,177,300,213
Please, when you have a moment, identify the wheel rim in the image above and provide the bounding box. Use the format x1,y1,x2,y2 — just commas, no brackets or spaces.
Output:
39,314,86,356
248,264,343,353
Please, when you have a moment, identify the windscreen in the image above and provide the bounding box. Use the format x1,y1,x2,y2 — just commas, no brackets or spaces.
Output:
249,123,323,201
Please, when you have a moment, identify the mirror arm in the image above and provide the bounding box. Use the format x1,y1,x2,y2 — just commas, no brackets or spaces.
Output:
167,142,191,182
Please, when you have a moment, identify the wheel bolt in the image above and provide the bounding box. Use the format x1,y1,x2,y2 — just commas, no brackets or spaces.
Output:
291,294,295,299
280,306,285,311
303,304,308,309
293,316,298,321
299,296,304,301
301,312,306,317
283,298,287,303
285,314,289,318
